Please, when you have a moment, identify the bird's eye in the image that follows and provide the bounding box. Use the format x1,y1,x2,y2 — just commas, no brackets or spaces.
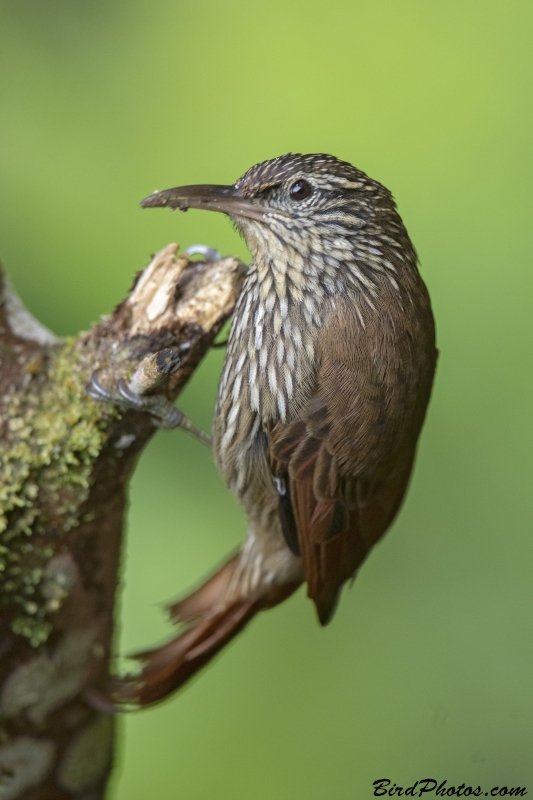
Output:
289,179,312,201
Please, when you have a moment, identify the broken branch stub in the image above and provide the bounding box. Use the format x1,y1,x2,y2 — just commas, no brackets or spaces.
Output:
0,243,246,799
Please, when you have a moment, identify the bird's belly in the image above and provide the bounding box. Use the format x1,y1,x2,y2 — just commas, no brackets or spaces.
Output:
213,393,273,508
213,394,302,581
214,329,315,481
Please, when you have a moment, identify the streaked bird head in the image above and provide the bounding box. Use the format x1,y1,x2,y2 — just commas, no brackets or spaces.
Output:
141,153,414,287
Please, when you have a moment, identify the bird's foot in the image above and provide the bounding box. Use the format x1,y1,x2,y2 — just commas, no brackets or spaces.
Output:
185,244,222,261
86,349,212,446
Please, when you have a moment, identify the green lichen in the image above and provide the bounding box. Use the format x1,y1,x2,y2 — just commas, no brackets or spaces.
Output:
0,340,112,645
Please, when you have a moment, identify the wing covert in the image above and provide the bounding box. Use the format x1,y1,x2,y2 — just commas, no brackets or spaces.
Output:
268,294,435,624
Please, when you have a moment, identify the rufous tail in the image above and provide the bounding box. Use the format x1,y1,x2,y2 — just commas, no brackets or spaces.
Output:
103,554,300,708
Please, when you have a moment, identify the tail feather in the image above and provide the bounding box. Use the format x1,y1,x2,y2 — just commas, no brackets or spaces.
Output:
106,555,300,708
115,600,261,707
167,553,240,623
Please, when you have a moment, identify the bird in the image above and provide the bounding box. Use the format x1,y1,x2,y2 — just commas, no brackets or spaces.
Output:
96,153,437,708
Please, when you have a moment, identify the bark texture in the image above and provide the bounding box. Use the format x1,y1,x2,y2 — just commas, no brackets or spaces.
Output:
0,243,245,799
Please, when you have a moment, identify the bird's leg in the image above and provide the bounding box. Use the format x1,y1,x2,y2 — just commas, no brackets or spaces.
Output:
87,373,212,445
86,348,212,447
88,246,230,439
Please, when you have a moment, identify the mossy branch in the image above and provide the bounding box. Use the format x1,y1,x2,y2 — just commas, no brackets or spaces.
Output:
0,243,245,799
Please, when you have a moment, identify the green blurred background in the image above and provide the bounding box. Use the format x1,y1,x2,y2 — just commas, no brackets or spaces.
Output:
1,0,532,796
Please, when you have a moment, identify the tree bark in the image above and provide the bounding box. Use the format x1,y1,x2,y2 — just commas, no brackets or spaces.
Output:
0,243,245,799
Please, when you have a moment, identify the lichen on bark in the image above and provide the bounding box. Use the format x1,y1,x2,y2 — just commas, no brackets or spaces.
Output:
0,243,245,799
0,340,113,645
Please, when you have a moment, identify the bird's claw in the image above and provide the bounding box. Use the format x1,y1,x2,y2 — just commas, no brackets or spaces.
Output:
86,370,212,445
185,244,222,261
87,371,183,430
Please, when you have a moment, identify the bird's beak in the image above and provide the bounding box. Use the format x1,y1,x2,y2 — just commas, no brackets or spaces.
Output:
140,184,265,221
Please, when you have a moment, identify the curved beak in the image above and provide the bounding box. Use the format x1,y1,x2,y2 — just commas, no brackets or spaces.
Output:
140,184,265,221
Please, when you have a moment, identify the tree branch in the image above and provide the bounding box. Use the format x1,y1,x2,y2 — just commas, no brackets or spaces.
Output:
0,243,246,799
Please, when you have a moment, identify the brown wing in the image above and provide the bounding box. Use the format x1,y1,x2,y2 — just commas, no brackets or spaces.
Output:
269,293,436,624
